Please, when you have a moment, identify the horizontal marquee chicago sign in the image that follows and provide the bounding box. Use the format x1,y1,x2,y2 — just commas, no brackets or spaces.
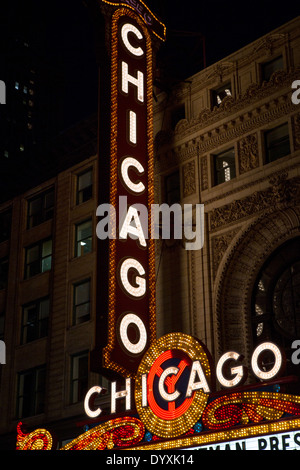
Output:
17,333,300,450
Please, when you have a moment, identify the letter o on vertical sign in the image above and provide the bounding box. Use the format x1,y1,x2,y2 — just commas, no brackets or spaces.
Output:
119,313,147,355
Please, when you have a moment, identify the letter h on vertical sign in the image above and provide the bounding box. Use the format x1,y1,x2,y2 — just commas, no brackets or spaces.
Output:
98,1,166,378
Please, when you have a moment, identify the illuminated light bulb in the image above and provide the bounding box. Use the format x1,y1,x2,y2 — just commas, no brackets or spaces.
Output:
119,257,146,298
119,313,147,355
121,23,144,57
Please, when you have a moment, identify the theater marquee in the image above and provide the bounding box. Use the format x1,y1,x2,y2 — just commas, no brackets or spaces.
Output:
16,0,300,452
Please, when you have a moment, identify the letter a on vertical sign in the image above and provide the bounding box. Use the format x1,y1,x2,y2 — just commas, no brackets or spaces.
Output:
99,0,166,378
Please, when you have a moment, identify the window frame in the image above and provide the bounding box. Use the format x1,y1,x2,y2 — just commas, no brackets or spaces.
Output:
70,351,89,404
75,219,93,258
264,122,291,164
76,168,93,205
213,147,236,186
24,239,52,280
27,188,55,229
73,278,91,325
16,365,46,419
211,81,232,109
21,297,50,344
260,55,284,83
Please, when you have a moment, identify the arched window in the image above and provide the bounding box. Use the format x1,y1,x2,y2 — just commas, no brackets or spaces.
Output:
252,237,300,371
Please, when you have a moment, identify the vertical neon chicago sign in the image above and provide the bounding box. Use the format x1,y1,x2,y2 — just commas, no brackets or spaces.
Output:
101,1,166,378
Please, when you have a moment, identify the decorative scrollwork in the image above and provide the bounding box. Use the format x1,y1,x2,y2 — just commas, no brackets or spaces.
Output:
16,422,54,450
202,392,300,431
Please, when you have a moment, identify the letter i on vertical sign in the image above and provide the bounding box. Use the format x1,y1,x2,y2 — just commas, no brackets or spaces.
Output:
97,0,166,379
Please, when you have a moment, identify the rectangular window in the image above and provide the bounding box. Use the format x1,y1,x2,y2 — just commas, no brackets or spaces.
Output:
24,239,52,279
211,82,232,108
70,352,88,404
73,279,91,325
27,188,55,229
77,169,93,205
0,209,12,243
165,171,180,205
265,123,290,163
75,219,92,257
0,257,8,290
261,55,283,82
214,148,236,185
21,297,50,344
17,366,46,418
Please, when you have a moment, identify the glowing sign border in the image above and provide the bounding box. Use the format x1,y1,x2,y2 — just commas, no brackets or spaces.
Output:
100,0,166,41
102,7,157,378
135,333,213,439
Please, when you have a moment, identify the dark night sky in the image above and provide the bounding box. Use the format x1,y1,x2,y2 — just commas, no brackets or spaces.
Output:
58,0,300,129
2,0,300,131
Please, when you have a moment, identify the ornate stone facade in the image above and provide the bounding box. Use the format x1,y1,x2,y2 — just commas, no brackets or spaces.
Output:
153,16,300,374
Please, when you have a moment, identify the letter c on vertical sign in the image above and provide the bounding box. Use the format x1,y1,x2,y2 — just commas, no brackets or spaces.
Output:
121,23,144,57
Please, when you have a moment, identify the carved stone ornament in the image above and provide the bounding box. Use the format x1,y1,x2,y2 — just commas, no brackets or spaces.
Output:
238,133,259,174
292,113,300,151
210,174,300,231
212,229,240,278
200,156,208,191
183,161,196,197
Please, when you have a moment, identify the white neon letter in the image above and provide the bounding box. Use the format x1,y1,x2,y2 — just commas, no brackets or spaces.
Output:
186,360,210,396
111,378,132,414
119,205,147,247
84,386,103,418
216,352,246,388
120,157,145,194
158,367,181,402
122,61,144,103
251,342,283,381
121,23,144,57
119,257,146,298
129,111,137,144
119,313,147,355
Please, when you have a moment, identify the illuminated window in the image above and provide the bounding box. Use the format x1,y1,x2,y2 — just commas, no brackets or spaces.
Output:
211,82,232,108
27,188,55,229
24,239,52,279
21,297,49,344
165,170,180,205
214,148,236,185
252,238,300,372
261,55,283,82
16,366,46,418
0,258,8,290
75,219,92,257
70,352,88,404
76,169,93,204
73,279,91,325
264,123,290,163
